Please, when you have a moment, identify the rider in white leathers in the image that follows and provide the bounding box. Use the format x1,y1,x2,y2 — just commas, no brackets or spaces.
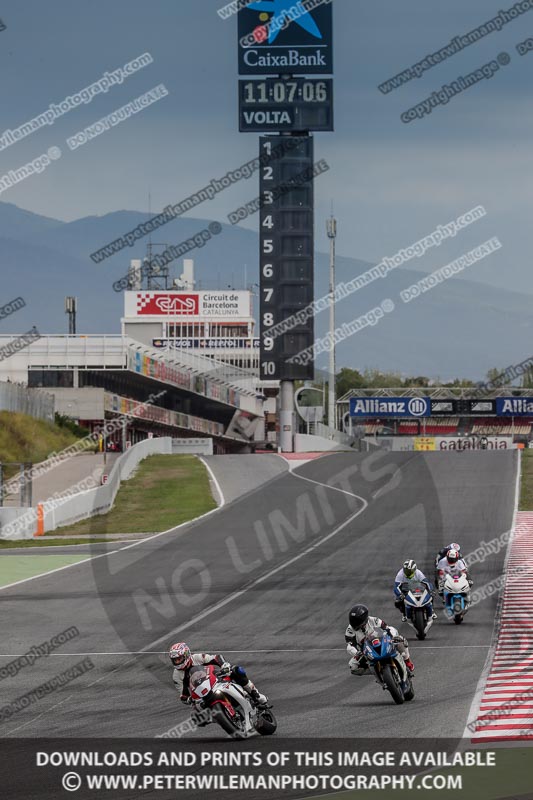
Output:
436,549,473,594
168,643,267,707
345,604,415,676
393,559,436,620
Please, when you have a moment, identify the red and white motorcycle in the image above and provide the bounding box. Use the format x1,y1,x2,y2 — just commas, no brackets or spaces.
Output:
188,665,277,739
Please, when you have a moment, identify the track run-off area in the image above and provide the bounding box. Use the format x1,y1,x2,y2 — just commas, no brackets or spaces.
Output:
0,450,520,741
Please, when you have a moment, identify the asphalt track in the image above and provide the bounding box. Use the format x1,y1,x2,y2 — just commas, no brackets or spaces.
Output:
0,449,518,743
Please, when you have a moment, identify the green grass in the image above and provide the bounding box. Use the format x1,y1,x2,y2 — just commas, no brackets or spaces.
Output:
519,448,533,510
49,454,216,536
0,538,110,549
0,553,93,587
0,410,90,478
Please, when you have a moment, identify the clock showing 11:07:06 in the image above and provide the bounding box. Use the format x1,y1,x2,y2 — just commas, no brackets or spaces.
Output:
242,79,330,104
238,77,334,131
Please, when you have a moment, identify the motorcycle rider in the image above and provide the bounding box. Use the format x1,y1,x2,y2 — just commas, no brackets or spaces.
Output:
393,559,436,620
345,604,415,677
169,642,267,708
436,549,473,595
436,542,463,563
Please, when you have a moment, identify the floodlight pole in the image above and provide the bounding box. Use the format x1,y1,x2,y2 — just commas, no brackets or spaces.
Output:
326,215,337,429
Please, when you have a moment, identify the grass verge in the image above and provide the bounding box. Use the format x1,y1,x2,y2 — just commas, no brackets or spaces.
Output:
0,410,87,478
0,538,110,549
46,454,216,536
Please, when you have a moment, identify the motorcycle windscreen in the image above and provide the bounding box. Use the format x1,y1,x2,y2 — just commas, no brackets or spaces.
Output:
189,667,213,699
402,579,428,601
363,628,393,660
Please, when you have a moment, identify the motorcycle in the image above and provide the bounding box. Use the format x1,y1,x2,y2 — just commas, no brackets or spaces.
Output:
188,665,277,739
399,579,435,640
362,628,415,705
441,572,471,624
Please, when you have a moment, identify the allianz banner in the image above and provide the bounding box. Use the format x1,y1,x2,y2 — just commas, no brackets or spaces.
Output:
349,397,431,417
495,397,533,415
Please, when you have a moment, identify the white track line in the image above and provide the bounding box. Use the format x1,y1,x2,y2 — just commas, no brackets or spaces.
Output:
0,645,491,658
0,457,227,593
141,472,369,653
198,456,225,509
2,455,361,734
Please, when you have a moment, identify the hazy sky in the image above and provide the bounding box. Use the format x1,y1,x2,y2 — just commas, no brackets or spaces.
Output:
1,0,532,293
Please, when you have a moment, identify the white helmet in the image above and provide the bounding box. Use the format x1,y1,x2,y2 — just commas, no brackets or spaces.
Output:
169,642,192,670
447,549,459,565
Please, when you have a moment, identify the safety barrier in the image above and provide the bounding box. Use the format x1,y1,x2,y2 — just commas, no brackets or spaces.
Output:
0,437,173,539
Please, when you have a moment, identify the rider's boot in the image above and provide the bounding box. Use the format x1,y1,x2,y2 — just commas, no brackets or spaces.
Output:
244,681,267,706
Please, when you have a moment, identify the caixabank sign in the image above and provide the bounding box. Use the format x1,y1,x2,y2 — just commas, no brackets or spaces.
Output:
349,397,431,418
238,0,333,75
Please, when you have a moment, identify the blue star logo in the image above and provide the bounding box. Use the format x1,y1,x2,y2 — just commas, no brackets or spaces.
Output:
248,0,322,44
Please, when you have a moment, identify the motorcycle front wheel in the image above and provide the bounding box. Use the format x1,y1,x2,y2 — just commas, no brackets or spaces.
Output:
212,705,246,738
414,608,426,640
382,664,405,705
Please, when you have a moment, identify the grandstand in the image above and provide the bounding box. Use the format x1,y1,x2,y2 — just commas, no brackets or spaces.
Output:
337,387,533,444
0,334,268,453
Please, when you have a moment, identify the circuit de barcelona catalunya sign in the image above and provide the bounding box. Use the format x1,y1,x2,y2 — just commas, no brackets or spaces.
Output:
495,397,533,415
349,397,432,418
238,0,333,75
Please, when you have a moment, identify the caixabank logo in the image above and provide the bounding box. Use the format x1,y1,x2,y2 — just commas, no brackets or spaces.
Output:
238,0,333,75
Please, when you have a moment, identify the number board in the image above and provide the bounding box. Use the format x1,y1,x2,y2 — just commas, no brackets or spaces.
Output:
239,78,333,132
259,135,314,381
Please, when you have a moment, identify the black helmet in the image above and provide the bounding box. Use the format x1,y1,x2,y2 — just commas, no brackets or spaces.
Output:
349,604,369,630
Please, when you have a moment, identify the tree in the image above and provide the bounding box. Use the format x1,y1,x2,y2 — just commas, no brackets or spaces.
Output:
336,367,364,398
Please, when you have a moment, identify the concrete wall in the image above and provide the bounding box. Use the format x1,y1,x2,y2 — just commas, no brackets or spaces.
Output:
0,437,173,540
123,322,162,346
0,382,55,421
294,434,352,452
53,387,105,420
172,438,213,455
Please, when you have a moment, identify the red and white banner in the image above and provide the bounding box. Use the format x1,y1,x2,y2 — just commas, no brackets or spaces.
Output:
124,291,251,319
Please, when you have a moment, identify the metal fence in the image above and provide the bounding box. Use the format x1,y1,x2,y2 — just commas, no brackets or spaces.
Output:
0,382,55,422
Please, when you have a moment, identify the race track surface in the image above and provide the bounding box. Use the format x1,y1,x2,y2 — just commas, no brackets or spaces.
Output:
0,450,518,741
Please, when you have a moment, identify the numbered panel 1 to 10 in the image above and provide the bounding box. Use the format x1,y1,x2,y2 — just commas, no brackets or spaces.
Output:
259,135,315,381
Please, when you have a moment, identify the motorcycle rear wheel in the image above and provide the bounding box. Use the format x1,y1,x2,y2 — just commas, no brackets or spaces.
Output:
454,615,463,624
382,664,405,705
256,707,277,736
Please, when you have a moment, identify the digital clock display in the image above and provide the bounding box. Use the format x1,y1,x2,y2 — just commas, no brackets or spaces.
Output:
239,78,333,133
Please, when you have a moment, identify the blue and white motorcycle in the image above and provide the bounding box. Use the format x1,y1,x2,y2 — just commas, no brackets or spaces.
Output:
441,572,471,624
399,579,435,640
362,628,415,705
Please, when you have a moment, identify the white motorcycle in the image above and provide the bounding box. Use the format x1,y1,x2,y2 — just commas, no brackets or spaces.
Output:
441,572,471,624
188,665,277,739
399,579,435,640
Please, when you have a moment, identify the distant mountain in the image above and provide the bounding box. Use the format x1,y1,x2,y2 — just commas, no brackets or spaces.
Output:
1,200,532,381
